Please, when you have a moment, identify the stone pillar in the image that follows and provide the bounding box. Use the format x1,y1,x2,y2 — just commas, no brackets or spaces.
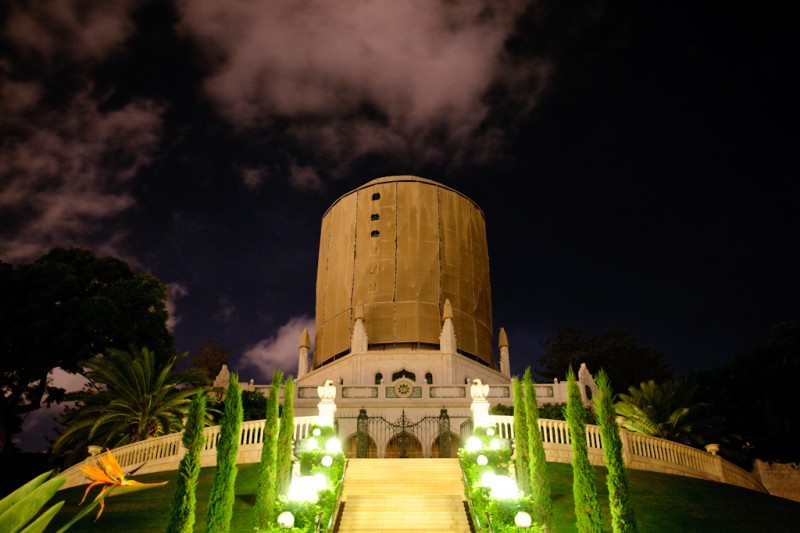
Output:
298,328,311,378
440,299,457,354
705,444,726,483
498,327,511,378
351,303,368,353
470,378,491,428
316,379,337,428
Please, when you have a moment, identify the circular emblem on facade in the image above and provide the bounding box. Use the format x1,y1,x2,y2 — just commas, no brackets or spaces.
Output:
394,379,414,398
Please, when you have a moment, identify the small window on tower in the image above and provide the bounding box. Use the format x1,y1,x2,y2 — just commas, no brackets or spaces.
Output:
371,213,380,221
425,372,433,384
371,230,380,237
375,372,383,385
372,193,381,200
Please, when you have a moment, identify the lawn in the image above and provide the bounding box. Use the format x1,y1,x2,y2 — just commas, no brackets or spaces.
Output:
42,461,800,532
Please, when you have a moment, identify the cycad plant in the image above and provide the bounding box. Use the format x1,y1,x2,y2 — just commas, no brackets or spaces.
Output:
53,346,205,466
615,379,729,450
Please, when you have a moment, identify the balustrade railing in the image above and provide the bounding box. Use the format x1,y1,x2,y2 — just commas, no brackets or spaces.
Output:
59,412,766,496
58,415,318,489
480,415,766,494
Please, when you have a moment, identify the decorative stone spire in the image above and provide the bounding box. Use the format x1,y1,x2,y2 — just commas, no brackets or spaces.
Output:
298,327,310,378
498,327,510,378
440,298,457,354
351,301,368,353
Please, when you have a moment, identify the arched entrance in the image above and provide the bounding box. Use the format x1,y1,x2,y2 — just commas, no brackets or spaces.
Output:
344,434,377,458
432,433,462,458
386,432,423,458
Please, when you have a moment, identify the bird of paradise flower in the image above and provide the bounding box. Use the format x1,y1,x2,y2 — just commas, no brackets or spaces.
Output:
76,448,168,521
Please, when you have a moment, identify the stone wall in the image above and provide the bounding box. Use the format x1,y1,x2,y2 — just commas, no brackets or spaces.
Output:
752,460,800,503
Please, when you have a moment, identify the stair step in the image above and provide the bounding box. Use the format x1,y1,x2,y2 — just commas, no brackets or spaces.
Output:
337,459,470,533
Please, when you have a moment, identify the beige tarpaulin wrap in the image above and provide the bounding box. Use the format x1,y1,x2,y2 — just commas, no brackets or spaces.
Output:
314,176,494,369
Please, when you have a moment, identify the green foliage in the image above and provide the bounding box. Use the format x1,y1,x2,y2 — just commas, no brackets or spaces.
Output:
254,371,282,530
166,393,208,533
614,379,732,457
490,403,514,416
566,366,603,532
512,377,530,494
538,326,672,394
0,471,65,533
595,370,637,533
458,426,544,532
241,391,268,422
190,340,231,380
53,346,206,466
523,368,552,525
276,376,295,495
0,247,174,453
684,320,800,464
206,375,243,533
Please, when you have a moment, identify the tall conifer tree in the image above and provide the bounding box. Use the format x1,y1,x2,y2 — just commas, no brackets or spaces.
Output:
206,375,243,533
566,366,603,533
523,367,552,525
276,375,295,495
167,393,207,533
512,376,531,494
255,370,283,529
595,369,637,533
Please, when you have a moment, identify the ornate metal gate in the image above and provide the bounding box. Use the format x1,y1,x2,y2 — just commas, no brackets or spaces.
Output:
356,408,451,458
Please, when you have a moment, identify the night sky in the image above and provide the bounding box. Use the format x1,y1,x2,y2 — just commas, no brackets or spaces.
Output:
2,2,798,449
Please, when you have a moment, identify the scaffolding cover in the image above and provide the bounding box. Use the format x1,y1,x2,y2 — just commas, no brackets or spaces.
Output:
313,176,494,369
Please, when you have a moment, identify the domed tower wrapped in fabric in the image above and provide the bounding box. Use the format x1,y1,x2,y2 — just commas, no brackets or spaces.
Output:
313,175,495,369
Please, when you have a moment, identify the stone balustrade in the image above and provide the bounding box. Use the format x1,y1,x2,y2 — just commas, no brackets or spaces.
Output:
58,415,318,489
57,412,769,498
485,414,767,495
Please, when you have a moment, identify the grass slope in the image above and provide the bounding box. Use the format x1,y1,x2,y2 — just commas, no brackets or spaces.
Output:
47,462,800,532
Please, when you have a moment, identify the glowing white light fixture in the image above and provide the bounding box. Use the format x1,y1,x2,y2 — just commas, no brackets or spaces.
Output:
490,438,501,450
486,428,495,436
488,475,518,499
287,477,319,502
515,511,533,528
313,473,328,491
305,438,318,451
321,455,333,467
476,454,488,466
480,471,496,487
325,438,342,453
466,436,482,452
277,511,295,529
312,428,321,437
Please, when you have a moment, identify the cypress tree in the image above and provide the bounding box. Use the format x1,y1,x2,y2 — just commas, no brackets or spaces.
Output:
206,374,243,533
167,392,207,533
565,366,603,533
523,367,552,525
276,375,295,495
595,369,637,533
512,376,531,494
254,370,283,530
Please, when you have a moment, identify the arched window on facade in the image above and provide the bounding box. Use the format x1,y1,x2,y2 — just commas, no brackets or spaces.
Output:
375,372,383,385
425,372,433,384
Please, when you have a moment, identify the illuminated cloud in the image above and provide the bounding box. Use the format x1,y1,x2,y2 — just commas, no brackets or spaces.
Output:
0,1,162,264
166,283,190,332
240,315,315,381
214,295,238,323
176,0,548,175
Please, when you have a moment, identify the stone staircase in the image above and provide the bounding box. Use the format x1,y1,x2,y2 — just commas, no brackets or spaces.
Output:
337,458,472,533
